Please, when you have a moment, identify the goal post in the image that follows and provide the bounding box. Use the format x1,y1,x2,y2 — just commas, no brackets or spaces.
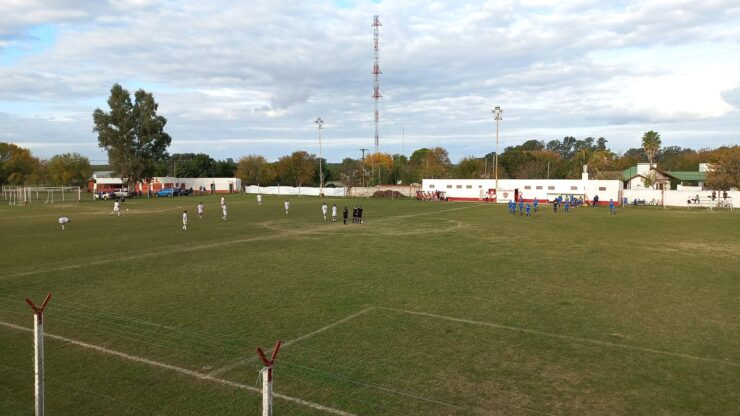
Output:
3,186,25,205
23,187,82,204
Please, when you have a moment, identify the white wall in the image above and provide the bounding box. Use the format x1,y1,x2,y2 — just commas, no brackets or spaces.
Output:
622,189,662,204
152,177,241,192
244,185,346,197
624,189,738,207
421,178,621,204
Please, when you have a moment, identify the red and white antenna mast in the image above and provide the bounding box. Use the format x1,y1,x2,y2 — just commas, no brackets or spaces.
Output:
372,15,382,155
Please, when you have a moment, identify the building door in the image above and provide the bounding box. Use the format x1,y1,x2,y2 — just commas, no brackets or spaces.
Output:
487,188,496,202
514,189,519,202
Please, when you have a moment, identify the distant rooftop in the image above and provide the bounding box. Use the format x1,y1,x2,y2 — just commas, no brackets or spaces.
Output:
621,165,706,182
666,171,706,182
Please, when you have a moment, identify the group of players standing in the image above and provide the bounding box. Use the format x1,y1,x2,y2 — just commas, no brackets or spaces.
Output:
180,195,366,232
320,203,364,224
507,195,617,218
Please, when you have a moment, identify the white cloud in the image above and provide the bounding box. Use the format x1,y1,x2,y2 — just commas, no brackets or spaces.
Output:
0,0,738,162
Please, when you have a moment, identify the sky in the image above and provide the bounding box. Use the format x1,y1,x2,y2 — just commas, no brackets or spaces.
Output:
0,0,739,164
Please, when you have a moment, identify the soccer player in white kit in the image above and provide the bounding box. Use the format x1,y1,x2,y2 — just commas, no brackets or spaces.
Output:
197,202,204,219
257,194,262,205
331,204,337,222
182,210,188,231
58,217,70,230
220,196,225,207
321,203,328,221
221,203,228,221
111,200,121,216
284,200,290,215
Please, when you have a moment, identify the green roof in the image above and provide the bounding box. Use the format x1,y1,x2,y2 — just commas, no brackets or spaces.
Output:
621,166,706,182
621,166,638,181
666,171,706,182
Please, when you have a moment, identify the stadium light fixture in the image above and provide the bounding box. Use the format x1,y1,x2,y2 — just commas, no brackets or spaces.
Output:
492,106,503,198
315,118,324,195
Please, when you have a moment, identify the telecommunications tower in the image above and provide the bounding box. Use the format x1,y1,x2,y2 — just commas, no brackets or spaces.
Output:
372,15,382,154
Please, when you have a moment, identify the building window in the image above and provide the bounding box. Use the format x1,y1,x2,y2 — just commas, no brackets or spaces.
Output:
548,186,555,190
599,186,607,191
536,186,543,190
478,185,483,188
466,185,472,189
571,186,578,190
525,186,531,190
447,185,452,189
429,185,435,189
456,185,462,189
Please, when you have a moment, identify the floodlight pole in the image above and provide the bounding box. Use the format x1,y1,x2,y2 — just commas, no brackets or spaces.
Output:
256,340,282,416
360,148,368,188
315,118,324,196
26,294,51,416
492,106,503,202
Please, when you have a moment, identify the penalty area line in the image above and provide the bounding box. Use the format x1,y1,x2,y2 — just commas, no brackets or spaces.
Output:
0,320,357,416
379,307,740,368
208,307,375,377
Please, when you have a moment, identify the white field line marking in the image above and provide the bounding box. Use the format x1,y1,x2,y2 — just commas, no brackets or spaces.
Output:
2,230,299,280
0,320,357,416
379,307,740,368
4,203,485,280
208,307,376,377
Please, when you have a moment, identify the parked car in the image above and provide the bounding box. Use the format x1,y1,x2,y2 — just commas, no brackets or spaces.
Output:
156,188,178,197
114,188,129,198
94,191,116,200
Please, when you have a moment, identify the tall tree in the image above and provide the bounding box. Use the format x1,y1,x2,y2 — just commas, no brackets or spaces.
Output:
596,137,608,151
236,155,275,185
705,146,740,190
641,130,662,168
48,153,92,186
364,152,394,185
422,147,452,179
161,153,215,177
456,156,485,179
211,158,237,177
656,146,698,171
27,158,49,186
93,84,172,187
276,151,316,186
338,157,364,187
0,142,37,185
386,154,411,185
545,140,562,155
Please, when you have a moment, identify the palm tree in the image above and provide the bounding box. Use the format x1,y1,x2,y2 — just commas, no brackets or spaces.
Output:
641,130,662,168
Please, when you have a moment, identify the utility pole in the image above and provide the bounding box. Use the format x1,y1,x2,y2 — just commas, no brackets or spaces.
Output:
256,340,282,416
315,118,324,195
372,15,382,155
492,106,503,201
360,148,368,188
26,294,51,416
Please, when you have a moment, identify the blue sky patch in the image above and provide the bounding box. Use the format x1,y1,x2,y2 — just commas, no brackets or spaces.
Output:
0,24,57,66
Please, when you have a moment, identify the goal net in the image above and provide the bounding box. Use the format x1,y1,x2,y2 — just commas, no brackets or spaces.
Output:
8,186,82,204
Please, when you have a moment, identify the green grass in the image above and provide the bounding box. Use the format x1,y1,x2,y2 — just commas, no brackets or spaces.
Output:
0,195,738,415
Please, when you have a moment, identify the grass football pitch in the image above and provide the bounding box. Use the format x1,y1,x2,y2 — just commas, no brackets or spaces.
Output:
0,194,738,415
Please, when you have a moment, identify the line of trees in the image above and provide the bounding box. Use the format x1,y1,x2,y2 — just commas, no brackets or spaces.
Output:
2,138,737,191
4,83,738,191
0,143,93,187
